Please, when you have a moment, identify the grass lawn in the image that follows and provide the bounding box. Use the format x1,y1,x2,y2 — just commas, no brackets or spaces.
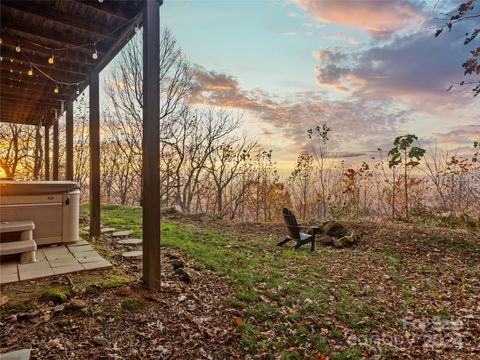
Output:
94,205,480,359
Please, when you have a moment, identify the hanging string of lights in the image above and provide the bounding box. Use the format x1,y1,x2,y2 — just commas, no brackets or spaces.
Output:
0,14,139,94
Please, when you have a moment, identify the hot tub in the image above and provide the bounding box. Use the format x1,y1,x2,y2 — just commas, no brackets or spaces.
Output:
0,181,80,245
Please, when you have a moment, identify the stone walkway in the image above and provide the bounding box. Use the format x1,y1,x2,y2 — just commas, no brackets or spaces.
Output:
0,240,111,285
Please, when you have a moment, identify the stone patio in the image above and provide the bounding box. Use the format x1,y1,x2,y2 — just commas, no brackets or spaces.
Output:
0,241,111,285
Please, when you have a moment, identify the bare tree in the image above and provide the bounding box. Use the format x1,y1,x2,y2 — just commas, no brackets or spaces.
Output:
0,123,36,179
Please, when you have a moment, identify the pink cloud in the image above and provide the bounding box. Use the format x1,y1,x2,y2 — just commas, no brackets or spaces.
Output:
290,0,424,37
325,32,359,45
190,67,409,155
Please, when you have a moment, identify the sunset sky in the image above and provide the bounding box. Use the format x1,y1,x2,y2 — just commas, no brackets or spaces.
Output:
160,0,479,172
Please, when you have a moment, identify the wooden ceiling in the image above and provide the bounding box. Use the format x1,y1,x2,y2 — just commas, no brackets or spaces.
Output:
0,0,144,126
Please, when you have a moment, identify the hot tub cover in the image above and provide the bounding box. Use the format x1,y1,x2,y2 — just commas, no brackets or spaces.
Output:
0,181,80,196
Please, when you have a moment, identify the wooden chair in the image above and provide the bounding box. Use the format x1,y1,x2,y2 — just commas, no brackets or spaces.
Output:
277,208,316,251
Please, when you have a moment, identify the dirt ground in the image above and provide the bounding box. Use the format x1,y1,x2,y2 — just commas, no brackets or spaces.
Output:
1,212,479,359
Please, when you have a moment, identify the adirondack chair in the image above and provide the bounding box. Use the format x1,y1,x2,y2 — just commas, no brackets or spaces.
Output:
277,208,316,251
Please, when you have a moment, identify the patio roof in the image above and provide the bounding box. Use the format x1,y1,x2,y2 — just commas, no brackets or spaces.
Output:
0,0,162,290
1,0,143,126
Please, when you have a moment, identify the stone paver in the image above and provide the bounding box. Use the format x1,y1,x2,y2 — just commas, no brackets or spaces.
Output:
18,262,54,281
122,250,142,260
83,259,112,270
0,262,19,284
111,230,132,238
117,238,142,246
0,348,31,360
67,244,94,254
48,254,78,268
101,227,116,234
68,239,89,247
35,249,46,262
73,251,104,264
1,242,112,285
52,262,84,275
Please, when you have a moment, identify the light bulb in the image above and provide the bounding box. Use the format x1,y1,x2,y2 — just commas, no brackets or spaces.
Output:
48,51,54,64
76,85,80,95
98,0,104,3
92,49,98,60
54,85,59,94
0,38,2,44
15,42,21,52
28,67,33,76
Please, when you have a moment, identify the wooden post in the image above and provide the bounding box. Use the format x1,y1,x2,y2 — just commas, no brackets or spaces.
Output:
44,125,50,180
89,70,101,239
53,116,59,180
142,0,161,290
65,100,74,181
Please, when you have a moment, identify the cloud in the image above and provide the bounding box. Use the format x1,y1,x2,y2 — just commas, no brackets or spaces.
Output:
190,67,410,155
432,125,480,150
284,31,314,37
325,32,359,45
312,20,479,109
312,48,363,92
289,0,425,37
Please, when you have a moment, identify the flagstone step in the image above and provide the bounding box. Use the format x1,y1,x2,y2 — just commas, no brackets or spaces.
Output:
111,230,133,238
117,238,142,246
122,250,142,261
100,227,116,234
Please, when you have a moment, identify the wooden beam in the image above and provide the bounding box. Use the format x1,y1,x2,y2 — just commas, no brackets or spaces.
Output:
65,100,74,181
1,1,116,39
74,0,135,21
0,58,86,83
53,115,59,180
142,0,161,290
95,10,142,73
0,73,79,91
1,94,63,108
1,102,54,119
89,70,101,239
1,13,110,56
1,79,73,100
44,125,50,180
0,44,92,74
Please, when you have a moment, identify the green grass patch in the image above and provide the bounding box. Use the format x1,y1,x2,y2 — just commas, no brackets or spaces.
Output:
87,204,477,359
121,297,143,312
40,284,71,304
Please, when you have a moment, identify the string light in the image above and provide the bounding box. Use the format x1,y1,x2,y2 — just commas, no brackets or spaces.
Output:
48,50,54,64
3,16,138,96
98,0,104,3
